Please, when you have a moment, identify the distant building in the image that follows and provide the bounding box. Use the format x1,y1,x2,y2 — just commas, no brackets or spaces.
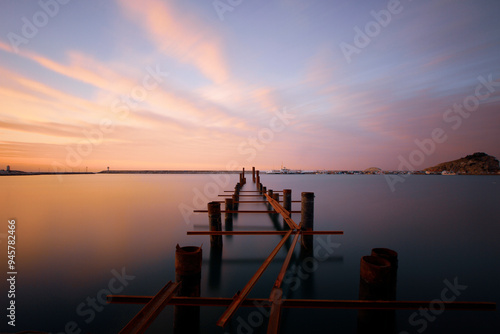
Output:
6,165,10,172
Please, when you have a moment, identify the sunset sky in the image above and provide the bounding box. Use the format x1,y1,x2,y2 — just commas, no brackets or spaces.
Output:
1,0,499,172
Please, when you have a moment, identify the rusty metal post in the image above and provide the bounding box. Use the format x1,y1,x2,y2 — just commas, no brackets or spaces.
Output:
267,189,273,210
208,202,222,248
301,192,314,252
301,192,314,230
371,248,398,300
174,245,202,334
283,189,291,212
358,255,395,333
282,189,292,230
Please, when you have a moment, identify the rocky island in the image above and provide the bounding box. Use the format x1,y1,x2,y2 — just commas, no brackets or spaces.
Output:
424,152,500,175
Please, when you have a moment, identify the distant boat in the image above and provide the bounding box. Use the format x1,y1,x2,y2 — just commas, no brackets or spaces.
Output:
266,164,299,174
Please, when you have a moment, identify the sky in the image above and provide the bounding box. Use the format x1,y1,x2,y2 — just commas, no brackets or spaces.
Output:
0,0,499,172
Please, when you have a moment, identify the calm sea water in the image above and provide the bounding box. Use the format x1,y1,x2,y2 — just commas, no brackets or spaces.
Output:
1,174,498,333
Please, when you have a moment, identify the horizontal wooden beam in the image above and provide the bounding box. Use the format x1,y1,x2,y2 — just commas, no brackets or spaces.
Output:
187,231,343,236
224,190,283,193
219,195,269,197
107,296,496,311
213,200,301,203
193,210,301,213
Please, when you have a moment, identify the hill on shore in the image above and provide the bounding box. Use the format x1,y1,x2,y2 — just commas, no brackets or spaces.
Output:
424,152,500,174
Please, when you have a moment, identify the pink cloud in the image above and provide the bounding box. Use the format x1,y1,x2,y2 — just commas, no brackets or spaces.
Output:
118,0,229,84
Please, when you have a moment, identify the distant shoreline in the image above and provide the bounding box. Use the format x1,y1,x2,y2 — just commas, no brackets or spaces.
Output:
1,170,499,176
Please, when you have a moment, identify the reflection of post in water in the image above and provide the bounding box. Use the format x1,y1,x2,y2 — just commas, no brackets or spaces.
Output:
174,245,202,334
225,197,233,236
208,201,223,249
299,192,315,296
209,246,222,289
357,249,398,334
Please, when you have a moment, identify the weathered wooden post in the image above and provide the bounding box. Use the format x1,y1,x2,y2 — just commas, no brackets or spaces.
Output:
262,186,267,198
358,255,396,333
256,171,260,187
252,167,256,183
174,245,202,334
208,202,222,248
225,197,233,232
301,192,314,252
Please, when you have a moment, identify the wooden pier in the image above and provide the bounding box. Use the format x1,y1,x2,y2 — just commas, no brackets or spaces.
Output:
108,166,496,333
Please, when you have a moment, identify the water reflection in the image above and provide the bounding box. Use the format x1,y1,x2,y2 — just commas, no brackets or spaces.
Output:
208,247,222,288
0,174,498,333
